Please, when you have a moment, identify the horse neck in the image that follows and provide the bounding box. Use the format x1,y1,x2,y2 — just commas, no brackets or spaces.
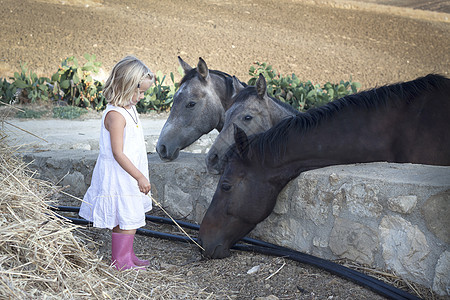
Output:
209,74,236,131
262,106,396,187
261,74,450,187
212,73,235,111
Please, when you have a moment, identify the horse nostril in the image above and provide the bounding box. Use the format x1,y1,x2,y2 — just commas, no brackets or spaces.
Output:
211,243,224,259
157,145,167,157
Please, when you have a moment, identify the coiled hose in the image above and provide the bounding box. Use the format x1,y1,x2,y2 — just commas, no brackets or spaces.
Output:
51,205,421,300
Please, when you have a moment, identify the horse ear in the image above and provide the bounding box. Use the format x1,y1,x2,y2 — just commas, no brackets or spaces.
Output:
178,56,193,75
256,73,267,99
233,123,249,159
232,76,245,97
197,57,209,81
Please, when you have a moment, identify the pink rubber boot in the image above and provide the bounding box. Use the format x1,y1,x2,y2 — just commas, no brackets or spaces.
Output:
131,242,150,267
111,232,145,270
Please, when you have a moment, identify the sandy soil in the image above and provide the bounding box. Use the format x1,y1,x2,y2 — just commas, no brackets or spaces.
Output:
1,0,449,90
2,0,449,299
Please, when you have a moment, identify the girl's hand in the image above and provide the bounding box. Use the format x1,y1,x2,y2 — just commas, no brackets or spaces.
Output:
138,177,151,195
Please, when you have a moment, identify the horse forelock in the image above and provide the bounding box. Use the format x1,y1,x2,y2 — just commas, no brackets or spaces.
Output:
248,73,449,164
179,68,235,85
179,68,243,103
232,86,257,103
179,68,198,86
232,86,298,115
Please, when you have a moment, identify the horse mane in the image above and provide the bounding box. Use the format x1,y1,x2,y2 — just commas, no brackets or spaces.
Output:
248,73,450,162
233,86,299,115
180,68,226,85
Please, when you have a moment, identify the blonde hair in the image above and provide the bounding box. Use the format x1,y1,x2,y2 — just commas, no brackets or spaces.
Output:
103,56,154,107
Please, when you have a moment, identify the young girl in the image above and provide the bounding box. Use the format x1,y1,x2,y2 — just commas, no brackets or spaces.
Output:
79,56,154,270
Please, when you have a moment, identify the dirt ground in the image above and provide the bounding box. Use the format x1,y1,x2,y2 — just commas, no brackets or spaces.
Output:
2,0,449,299
1,0,449,90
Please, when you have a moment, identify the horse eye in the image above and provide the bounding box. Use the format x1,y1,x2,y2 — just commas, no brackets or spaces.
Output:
244,115,253,121
186,101,196,108
221,183,232,192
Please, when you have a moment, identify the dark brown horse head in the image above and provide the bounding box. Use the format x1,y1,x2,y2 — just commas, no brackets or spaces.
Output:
199,124,282,258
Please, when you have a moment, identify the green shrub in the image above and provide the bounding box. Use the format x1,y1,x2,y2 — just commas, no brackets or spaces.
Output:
137,68,181,113
3,58,360,115
248,62,361,111
15,108,47,119
51,54,106,110
10,63,52,103
0,78,17,104
52,106,88,119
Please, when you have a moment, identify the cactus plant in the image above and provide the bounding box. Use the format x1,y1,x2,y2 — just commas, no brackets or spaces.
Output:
248,62,361,111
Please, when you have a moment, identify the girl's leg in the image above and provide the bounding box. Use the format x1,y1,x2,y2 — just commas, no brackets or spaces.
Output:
112,226,136,235
112,226,149,268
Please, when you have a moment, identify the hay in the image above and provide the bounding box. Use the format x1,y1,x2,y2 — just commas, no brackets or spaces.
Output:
0,111,212,299
337,259,440,300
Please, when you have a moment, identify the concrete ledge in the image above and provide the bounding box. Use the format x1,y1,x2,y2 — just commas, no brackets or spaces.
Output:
23,150,450,296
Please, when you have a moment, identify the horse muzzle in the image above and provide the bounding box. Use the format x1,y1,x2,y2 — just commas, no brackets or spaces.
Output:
156,144,180,161
198,238,231,259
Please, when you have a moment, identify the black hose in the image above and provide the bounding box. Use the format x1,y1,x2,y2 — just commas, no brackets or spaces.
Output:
52,206,276,248
62,215,194,243
52,206,421,300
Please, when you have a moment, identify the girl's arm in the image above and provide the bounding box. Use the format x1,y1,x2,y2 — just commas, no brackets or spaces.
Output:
104,110,151,195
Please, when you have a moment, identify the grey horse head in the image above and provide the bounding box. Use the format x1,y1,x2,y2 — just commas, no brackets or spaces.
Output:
206,74,298,174
156,57,241,161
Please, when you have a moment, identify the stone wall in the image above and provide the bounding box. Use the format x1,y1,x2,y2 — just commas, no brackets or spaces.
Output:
23,150,450,296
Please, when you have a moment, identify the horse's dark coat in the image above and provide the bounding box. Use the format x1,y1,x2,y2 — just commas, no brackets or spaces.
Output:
255,73,449,163
199,73,450,259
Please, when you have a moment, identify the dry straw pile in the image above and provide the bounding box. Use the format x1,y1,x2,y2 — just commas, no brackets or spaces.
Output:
0,107,211,299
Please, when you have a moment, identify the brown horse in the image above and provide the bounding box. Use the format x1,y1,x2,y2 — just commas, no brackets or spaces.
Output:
198,73,450,259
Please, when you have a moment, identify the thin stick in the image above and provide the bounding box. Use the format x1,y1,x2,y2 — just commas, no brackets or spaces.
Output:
3,120,48,142
0,101,25,111
149,195,205,251
59,190,84,202
265,261,286,280
127,270,140,300
55,170,70,186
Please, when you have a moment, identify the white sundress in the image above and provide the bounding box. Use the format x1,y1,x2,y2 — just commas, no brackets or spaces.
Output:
79,104,152,230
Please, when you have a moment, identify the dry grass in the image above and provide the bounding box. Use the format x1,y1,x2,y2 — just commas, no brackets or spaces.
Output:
337,259,444,300
0,107,212,299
